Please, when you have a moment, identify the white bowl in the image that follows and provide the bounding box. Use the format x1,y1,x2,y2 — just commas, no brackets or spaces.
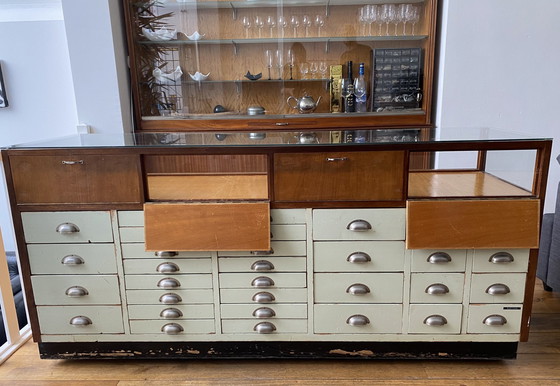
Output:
142,27,177,41
189,71,210,81
186,31,205,41
153,66,183,84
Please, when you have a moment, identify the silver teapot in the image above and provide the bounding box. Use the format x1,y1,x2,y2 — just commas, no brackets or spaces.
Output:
287,94,321,114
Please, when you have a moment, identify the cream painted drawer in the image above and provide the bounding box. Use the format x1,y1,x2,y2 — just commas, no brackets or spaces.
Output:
221,319,307,334
270,209,306,224
218,256,306,273
410,250,467,273
130,320,215,334
410,273,465,304
123,258,212,275
121,243,211,259
408,304,462,334
27,244,117,275
314,304,402,334
119,227,144,242
37,306,124,334
472,249,530,273
219,273,306,289
270,224,306,241
313,209,405,241
126,289,214,305
218,241,306,257
22,211,113,244
314,273,403,303
118,210,144,227
314,241,405,272
125,274,212,290
469,273,526,304
31,275,120,305
221,304,307,319
467,304,523,334
128,304,214,320
220,288,308,304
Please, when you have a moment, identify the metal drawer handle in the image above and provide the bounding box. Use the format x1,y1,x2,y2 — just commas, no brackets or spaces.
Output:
346,314,370,326
346,219,372,232
157,278,181,289
61,255,85,265
427,252,452,264
251,260,275,271
489,252,515,264
347,252,372,264
425,283,450,295
251,249,274,256
161,323,184,335
275,122,289,126
486,283,511,295
251,276,275,288
254,322,276,334
253,307,276,318
62,160,84,165
483,314,508,326
56,223,80,234
159,293,182,304
70,316,92,326
423,315,448,326
156,262,180,274
155,251,178,257
160,308,183,319
326,157,348,162
65,286,89,297
346,283,371,295
252,292,275,303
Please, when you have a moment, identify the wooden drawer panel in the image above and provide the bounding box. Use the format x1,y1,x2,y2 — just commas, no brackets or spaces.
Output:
314,241,405,272
144,154,268,174
472,249,530,273
123,258,212,275
469,273,526,304
221,304,307,319
121,243,211,259
270,209,306,224
270,224,306,241
128,304,214,320
410,250,467,273
22,211,113,244
467,304,523,334
408,304,462,334
118,211,144,227
130,320,215,334
221,319,307,334
409,273,465,304
125,274,213,290
219,273,307,289
314,304,402,334
31,275,121,305
313,209,405,241
119,227,144,243
314,273,403,303
220,288,307,304
27,244,117,275
37,306,124,335
218,256,306,273
274,151,405,202
126,289,214,305
218,241,306,257
406,199,540,249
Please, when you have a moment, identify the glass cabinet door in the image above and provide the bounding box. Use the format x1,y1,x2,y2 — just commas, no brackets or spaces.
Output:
125,0,438,132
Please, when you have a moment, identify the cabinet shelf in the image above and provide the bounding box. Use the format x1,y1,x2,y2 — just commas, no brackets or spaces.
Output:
163,0,424,10
150,79,329,86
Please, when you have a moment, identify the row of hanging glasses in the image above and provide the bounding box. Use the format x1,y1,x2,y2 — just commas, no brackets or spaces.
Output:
262,49,329,80
358,4,421,36
241,14,326,39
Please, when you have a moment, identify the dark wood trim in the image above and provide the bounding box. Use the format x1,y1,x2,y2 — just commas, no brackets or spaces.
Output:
271,201,406,209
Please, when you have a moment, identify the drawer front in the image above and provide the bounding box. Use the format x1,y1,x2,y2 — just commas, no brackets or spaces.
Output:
128,304,214,320
119,227,144,243
408,304,463,334
37,306,124,334
313,209,405,241
130,320,215,334
126,289,214,305
31,275,121,305
314,273,403,303
22,211,113,244
218,256,306,273
270,224,306,241
121,243,211,259
220,288,308,304
467,304,523,334
218,241,306,257
469,273,526,304
221,319,307,334
314,304,402,334
409,273,465,304
27,244,117,275
118,211,144,227
221,304,307,319
314,241,405,272
270,209,306,224
123,258,212,275
125,274,213,290
410,250,467,273
472,249,530,273
219,273,307,289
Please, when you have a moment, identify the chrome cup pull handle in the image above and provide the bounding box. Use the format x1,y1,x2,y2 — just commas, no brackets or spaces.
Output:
427,252,452,264
346,219,372,232
161,323,184,335
252,307,276,318
159,293,182,304
61,160,84,165
70,316,92,326
423,315,448,326
489,252,515,264
252,292,275,303
65,286,89,297
157,278,181,289
425,283,450,295
347,252,372,264
346,283,371,295
56,223,80,234
486,283,511,295
251,276,275,288
251,260,275,271
326,157,348,162
61,255,85,265
156,262,180,274
155,251,178,257
160,308,183,319
254,322,276,334
483,314,508,326
346,314,370,326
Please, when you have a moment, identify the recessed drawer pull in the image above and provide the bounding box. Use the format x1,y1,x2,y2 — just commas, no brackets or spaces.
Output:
61,160,84,165
425,283,450,295
486,283,511,295
346,283,371,295
69,316,92,326
157,278,181,289
254,322,276,334
347,252,372,264
155,251,178,257
251,249,274,256
346,219,372,232
483,315,508,326
427,252,452,264
56,223,80,234
252,292,275,303
326,157,348,162
251,276,275,288
275,122,289,126
160,308,183,319
489,252,515,264
65,286,89,297
61,254,85,265
423,315,448,326
252,307,276,318
346,314,370,326
161,323,184,335
251,260,275,271
159,293,182,304
156,262,180,273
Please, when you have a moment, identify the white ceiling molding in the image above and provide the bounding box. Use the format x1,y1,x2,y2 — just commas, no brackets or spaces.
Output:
0,0,63,22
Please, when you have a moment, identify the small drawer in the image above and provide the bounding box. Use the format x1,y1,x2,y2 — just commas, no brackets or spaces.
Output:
314,304,402,334
218,256,306,273
31,275,121,305
219,273,306,289
408,304,462,334
270,224,306,241
118,211,144,227
218,241,306,257
121,243,211,259
221,319,307,334
128,304,214,320
126,289,214,305
125,274,213,290
119,227,144,243
314,273,403,303
314,241,405,272
469,273,526,304
130,319,215,334
37,306,124,335
409,273,465,304
22,211,113,244
123,258,212,275
27,244,117,275
220,304,307,319
472,249,530,273
312,209,405,241
270,209,307,224
220,288,308,304
410,250,467,273
467,304,523,334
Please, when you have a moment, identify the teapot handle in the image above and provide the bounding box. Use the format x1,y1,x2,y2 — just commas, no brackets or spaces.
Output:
286,96,298,109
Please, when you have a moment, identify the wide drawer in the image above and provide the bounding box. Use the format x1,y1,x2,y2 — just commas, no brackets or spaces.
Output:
218,256,306,273
27,243,117,275
314,304,402,334
126,289,214,305
410,250,467,273
270,209,306,224
220,288,308,304
472,249,530,273
128,304,214,320
314,241,405,272
219,273,307,289
130,320,215,334
121,243,211,259
313,209,405,241
218,241,306,257
270,224,306,241
22,211,113,244
469,273,526,304
221,319,307,334
314,273,403,303
467,304,523,334
221,304,307,319
37,306,124,334
125,274,213,290
409,273,465,304
408,304,463,334
123,258,212,275
31,275,121,305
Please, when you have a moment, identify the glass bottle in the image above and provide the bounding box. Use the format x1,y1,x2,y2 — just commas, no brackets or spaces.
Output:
354,62,368,113
342,61,355,113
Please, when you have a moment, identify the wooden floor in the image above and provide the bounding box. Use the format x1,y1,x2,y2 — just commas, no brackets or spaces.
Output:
1,283,559,386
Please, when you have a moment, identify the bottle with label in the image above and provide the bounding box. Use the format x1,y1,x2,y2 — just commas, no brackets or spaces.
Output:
354,62,368,113
342,61,355,113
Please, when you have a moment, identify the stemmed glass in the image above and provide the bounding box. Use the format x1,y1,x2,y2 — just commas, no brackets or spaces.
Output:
406,5,420,36
397,4,407,35
255,16,264,38
275,49,283,80
266,15,276,38
299,62,309,79
358,7,368,36
379,4,396,36
278,15,288,37
366,5,378,36
242,16,251,38
319,61,328,79
287,49,295,80
302,15,312,37
290,15,300,37
309,62,319,79
314,15,325,37
265,49,273,80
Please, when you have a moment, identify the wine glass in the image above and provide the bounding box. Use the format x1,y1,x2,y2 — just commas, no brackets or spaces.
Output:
390,5,399,35
290,15,300,37
309,61,318,79
365,5,378,36
302,14,312,37
406,5,420,36
299,62,309,79
242,16,251,38
314,15,325,37
397,4,407,35
358,7,368,36
287,49,295,79
379,4,396,36
278,15,288,37
255,16,264,38
319,61,328,78
275,49,283,79
265,49,273,80
266,15,276,38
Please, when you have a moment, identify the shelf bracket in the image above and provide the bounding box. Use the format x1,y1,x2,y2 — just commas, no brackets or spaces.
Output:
324,39,330,54
232,40,239,55
325,0,331,17
230,3,237,20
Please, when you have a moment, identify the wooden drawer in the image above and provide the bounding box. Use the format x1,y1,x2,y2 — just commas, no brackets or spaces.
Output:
410,250,467,273
469,273,526,304
472,249,530,273
31,275,121,305
221,319,307,334
121,243,211,259
220,288,308,304
218,256,306,273
274,151,405,202
125,274,213,290
467,304,523,334
313,209,405,241
123,258,212,275
218,241,306,257
270,209,306,224
314,273,403,303
144,154,268,174
221,304,307,319
409,273,465,304
37,306,124,335
144,202,270,252
406,199,540,249
27,244,117,275
130,320,215,334
128,304,214,320
314,304,402,334
118,211,144,227
408,304,462,334
119,227,144,242
22,211,113,244
126,289,214,305
219,273,307,289
314,241,405,272
270,224,306,241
